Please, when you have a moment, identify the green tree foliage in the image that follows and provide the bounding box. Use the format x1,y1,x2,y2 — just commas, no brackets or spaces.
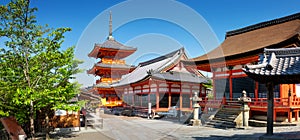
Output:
0,0,83,136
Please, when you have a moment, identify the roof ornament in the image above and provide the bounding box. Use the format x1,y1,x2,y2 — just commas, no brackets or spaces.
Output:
107,11,114,40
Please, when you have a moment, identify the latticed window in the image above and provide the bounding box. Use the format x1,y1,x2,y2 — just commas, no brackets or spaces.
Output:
182,94,190,108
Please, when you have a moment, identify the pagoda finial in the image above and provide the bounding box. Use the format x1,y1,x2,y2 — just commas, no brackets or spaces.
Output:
108,11,114,40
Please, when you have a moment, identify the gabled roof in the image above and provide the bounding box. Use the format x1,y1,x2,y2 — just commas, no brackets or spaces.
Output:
243,47,300,84
186,12,300,64
110,48,185,87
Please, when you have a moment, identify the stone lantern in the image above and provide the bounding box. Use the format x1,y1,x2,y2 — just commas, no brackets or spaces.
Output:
190,92,202,126
238,90,251,128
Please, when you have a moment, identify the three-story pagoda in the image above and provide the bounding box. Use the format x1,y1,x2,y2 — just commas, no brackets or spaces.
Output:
87,12,137,107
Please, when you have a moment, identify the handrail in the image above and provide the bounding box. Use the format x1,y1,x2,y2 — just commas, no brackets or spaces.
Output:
198,97,300,108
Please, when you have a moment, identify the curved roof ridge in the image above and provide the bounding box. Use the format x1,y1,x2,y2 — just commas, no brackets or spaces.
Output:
226,12,300,38
139,47,184,67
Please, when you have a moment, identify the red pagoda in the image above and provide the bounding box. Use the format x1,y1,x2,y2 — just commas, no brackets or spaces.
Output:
87,12,137,107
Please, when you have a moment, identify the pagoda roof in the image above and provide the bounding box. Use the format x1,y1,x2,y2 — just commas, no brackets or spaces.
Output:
88,39,137,58
243,47,300,84
96,39,136,51
109,48,207,87
95,63,134,69
87,63,135,75
185,12,300,65
94,82,111,88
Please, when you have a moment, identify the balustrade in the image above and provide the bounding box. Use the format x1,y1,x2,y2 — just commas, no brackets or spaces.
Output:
198,97,300,108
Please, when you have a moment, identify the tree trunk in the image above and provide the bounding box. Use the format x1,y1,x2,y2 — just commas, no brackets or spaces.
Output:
45,112,50,140
30,100,35,138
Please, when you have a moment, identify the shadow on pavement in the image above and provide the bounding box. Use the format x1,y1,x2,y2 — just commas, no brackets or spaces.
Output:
192,131,300,140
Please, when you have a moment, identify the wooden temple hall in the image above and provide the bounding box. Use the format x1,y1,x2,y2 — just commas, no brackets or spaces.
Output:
184,12,300,123
87,12,209,111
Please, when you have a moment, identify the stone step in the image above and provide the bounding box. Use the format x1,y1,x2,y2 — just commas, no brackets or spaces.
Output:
215,113,238,118
207,119,235,125
205,122,236,129
213,117,236,122
221,106,242,110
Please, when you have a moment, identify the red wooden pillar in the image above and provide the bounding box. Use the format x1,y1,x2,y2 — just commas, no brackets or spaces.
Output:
255,82,259,99
288,110,292,123
156,83,159,110
190,85,193,109
180,84,182,110
132,87,135,106
168,83,171,108
212,71,216,100
274,110,277,122
229,68,233,100
295,110,299,121
148,88,151,105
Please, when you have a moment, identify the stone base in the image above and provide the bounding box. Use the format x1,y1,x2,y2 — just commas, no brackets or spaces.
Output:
190,119,201,126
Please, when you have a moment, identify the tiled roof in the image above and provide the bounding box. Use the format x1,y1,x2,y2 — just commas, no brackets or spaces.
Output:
243,47,300,84
95,63,134,69
95,39,137,51
94,83,111,88
152,71,208,84
185,12,300,64
111,48,185,87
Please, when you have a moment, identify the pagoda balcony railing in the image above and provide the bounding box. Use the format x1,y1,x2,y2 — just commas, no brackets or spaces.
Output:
101,58,125,65
96,78,120,84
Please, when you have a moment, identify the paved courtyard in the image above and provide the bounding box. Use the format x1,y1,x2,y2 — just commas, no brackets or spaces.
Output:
59,113,300,140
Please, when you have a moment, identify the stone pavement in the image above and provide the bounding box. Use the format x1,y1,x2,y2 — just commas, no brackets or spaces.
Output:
58,113,300,140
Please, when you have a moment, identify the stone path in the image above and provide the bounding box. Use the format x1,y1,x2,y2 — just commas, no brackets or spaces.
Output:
59,113,300,140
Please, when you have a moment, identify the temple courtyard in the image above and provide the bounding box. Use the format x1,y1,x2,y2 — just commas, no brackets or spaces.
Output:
51,113,300,140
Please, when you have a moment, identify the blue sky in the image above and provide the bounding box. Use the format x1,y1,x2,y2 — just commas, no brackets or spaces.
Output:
1,0,300,87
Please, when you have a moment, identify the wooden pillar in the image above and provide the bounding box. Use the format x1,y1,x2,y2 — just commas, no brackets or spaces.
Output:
156,83,159,110
212,70,216,100
229,68,233,100
255,82,259,100
288,110,292,123
295,110,299,121
132,87,135,106
266,82,274,135
190,85,193,109
180,84,182,110
168,83,171,108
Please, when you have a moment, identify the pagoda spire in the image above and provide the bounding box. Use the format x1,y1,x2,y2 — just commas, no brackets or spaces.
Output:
108,11,114,40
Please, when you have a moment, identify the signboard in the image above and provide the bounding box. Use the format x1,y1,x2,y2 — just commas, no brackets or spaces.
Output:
55,109,67,116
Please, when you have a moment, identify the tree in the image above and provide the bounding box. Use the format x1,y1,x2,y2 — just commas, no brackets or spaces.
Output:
0,0,83,137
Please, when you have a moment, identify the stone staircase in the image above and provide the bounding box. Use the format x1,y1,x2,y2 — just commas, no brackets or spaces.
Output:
85,109,104,129
204,101,243,129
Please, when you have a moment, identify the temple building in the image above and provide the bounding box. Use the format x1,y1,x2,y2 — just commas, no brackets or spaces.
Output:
183,12,300,122
111,48,208,112
87,12,137,107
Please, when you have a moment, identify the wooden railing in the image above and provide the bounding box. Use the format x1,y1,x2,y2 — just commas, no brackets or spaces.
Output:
199,97,300,109
199,98,223,109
